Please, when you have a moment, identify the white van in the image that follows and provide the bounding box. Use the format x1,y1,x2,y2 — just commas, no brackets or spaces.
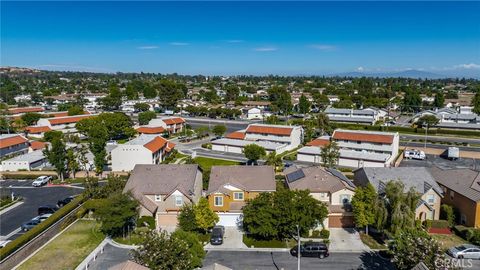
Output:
404,149,426,160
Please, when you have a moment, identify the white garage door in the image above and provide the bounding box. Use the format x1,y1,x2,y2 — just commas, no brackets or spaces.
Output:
217,213,243,227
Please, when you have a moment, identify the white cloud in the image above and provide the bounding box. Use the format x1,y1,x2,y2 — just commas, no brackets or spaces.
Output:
225,39,244,43
137,46,158,50
169,42,189,46
453,63,480,69
356,66,365,72
253,47,277,52
309,44,337,51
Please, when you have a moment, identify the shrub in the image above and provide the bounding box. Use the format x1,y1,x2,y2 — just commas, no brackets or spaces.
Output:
440,205,455,227
201,143,212,149
137,216,155,229
466,229,480,245
424,219,450,229
310,230,321,238
453,225,470,238
243,236,288,248
320,229,330,239
0,195,84,260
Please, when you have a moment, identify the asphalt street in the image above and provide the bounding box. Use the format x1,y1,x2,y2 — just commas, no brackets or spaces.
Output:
400,154,480,170
0,180,83,240
203,251,394,270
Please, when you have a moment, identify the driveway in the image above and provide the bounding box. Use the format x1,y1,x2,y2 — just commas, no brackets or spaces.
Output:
329,228,370,252
205,227,247,249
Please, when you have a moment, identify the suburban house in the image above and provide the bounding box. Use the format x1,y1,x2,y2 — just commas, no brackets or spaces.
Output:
324,107,379,125
36,114,95,133
206,165,276,227
354,167,443,221
246,107,263,120
429,167,480,228
147,117,186,134
1,150,48,171
111,134,175,172
24,125,52,139
7,106,45,119
123,164,202,231
412,108,480,130
214,123,303,155
0,134,29,158
285,166,356,228
135,126,166,135
333,129,399,168
297,136,330,163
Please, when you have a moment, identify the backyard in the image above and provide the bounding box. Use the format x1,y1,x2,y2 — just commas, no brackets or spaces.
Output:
17,220,104,270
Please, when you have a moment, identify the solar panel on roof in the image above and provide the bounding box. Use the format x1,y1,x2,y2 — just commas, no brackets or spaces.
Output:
286,169,305,183
326,168,356,188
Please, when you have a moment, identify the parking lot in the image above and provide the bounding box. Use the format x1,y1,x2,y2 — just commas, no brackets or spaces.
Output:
0,179,83,241
399,154,480,170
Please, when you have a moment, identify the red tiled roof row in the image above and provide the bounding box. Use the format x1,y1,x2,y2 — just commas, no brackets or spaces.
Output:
8,107,44,114
162,117,185,125
136,126,166,134
0,135,28,149
48,114,93,125
25,126,51,133
30,141,47,150
246,125,293,136
333,131,394,144
143,136,168,153
306,138,330,147
226,131,246,140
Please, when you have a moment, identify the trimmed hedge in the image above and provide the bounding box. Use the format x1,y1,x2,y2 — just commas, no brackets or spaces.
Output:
0,195,84,260
331,123,480,137
453,225,470,238
320,229,330,239
424,219,450,229
1,174,57,180
243,236,289,248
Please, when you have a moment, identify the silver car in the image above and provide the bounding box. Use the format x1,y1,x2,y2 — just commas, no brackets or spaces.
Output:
32,176,52,187
448,244,480,259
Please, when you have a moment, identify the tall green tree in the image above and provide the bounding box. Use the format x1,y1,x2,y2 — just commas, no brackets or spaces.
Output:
402,88,422,112
472,89,480,114
243,144,266,163
67,105,84,116
66,148,79,178
43,137,67,181
134,103,150,112
21,112,42,126
171,230,205,269
265,151,283,171
433,91,445,108
138,111,157,125
94,192,138,237
416,115,439,128
212,124,227,137
194,197,219,233
320,141,340,168
317,112,331,135
178,204,198,232
351,183,377,234
298,94,311,114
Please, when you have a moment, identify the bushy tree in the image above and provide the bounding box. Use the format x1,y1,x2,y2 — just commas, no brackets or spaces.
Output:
138,111,157,125
265,151,283,171
416,115,439,128
212,124,227,137
21,112,42,126
94,192,138,237
298,94,311,114
66,148,79,178
351,183,377,234
243,144,266,163
134,102,150,112
171,230,205,268
178,204,198,232
433,91,445,108
67,105,84,116
472,89,480,114
440,204,455,227
133,229,197,270
194,197,218,233
320,141,339,168
317,112,331,135
43,130,64,143
389,229,445,270
43,137,67,181
243,188,328,240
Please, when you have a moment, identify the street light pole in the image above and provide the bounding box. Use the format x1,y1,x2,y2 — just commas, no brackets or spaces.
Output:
296,224,301,270
424,123,428,149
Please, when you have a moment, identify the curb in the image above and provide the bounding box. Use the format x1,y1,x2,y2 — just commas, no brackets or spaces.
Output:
0,201,24,215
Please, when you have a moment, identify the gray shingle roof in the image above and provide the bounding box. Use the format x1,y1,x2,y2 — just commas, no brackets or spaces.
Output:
207,165,276,194
355,167,443,196
124,164,200,212
429,166,480,202
286,166,355,193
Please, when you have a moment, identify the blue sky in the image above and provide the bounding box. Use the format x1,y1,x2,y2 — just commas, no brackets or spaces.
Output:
1,1,479,76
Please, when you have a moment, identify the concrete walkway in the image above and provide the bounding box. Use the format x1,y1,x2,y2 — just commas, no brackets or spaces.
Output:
329,228,370,252
205,227,247,250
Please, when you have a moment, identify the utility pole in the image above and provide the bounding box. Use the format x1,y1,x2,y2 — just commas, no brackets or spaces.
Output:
424,123,428,149
296,224,301,270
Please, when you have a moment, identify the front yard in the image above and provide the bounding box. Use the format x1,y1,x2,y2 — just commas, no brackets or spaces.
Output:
430,233,470,251
359,232,387,250
17,220,104,270
243,235,296,248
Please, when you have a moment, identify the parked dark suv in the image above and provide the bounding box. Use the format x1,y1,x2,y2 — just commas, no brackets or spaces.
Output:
38,205,59,215
57,196,75,207
290,242,329,259
210,225,225,245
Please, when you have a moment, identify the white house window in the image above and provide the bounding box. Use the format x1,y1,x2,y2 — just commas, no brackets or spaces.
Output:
175,196,183,206
427,194,435,204
233,192,244,201
214,196,223,207
154,195,162,202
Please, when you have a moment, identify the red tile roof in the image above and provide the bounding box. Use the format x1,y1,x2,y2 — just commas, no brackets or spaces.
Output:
246,125,293,136
162,117,185,125
143,136,168,153
226,131,246,140
25,126,51,133
0,135,28,149
306,138,330,147
30,141,47,150
8,107,44,114
333,131,394,144
136,126,166,134
165,142,176,153
48,115,92,125
48,111,90,118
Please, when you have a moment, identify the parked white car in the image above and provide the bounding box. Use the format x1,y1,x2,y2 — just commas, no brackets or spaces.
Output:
0,240,11,248
32,176,52,187
404,149,426,160
448,244,480,259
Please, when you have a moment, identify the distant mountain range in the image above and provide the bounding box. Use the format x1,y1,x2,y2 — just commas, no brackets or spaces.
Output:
332,69,479,79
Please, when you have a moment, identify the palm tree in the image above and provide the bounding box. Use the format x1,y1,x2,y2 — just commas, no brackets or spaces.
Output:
266,151,283,171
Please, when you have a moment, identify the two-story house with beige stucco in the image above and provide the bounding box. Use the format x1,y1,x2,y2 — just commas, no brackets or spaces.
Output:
285,165,356,228
354,167,443,221
123,164,202,231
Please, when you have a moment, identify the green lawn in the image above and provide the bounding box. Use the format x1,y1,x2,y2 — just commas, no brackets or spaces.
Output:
18,220,104,270
193,157,240,170
243,235,296,248
359,232,387,250
431,234,469,251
